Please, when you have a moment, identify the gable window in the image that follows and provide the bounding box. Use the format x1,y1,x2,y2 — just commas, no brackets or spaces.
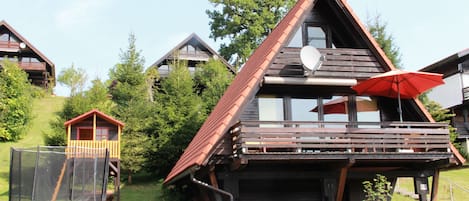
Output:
302,23,334,48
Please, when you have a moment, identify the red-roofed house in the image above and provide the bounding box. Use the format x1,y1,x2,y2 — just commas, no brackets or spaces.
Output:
165,0,465,200
64,109,124,199
0,20,55,88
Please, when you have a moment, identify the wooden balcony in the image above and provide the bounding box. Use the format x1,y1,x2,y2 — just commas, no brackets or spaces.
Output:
463,86,469,101
18,61,46,71
268,47,385,79
69,140,120,159
0,40,20,52
231,121,451,161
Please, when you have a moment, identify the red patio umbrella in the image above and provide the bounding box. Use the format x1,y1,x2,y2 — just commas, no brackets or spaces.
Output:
310,96,377,114
351,70,444,121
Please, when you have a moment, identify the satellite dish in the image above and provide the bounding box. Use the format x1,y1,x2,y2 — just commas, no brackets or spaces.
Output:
19,42,26,49
300,46,324,75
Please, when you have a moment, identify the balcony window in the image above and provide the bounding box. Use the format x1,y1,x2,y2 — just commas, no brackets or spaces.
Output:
257,95,380,126
306,26,327,48
259,96,284,127
0,33,8,41
286,27,303,48
0,32,18,43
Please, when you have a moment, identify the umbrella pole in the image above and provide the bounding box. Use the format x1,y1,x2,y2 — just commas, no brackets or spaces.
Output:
397,81,403,122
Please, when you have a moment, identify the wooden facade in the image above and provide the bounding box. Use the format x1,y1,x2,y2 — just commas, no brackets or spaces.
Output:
0,20,55,88
165,0,465,201
64,109,124,200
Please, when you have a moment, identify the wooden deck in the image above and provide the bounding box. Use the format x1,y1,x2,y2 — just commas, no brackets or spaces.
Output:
69,140,120,159
231,121,450,158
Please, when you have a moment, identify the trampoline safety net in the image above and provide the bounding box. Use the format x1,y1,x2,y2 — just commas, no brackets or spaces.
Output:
9,146,110,201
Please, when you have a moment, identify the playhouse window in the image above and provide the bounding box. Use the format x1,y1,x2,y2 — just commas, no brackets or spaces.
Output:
96,128,109,140
77,128,93,140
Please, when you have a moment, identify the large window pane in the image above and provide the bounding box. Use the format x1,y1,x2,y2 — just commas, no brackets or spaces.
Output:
356,96,380,128
286,27,303,47
323,96,348,128
307,26,326,48
259,97,284,127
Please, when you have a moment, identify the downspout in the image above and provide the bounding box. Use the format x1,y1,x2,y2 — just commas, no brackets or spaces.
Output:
190,173,234,201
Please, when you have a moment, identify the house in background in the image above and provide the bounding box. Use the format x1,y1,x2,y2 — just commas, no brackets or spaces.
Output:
420,49,469,155
165,0,465,201
149,33,236,77
64,109,124,200
0,20,55,89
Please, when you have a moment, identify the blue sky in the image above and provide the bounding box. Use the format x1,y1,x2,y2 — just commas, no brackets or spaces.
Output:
2,0,468,96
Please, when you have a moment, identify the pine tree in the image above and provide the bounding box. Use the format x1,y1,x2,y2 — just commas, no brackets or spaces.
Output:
367,14,402,69
147,60,205,176
108,33,150,183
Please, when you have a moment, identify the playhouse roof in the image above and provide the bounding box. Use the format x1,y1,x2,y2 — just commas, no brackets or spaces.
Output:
64,109,124,127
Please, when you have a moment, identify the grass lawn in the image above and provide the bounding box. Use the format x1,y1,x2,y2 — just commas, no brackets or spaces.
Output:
120,173,163,201
0,96,65,200
394,166,469,201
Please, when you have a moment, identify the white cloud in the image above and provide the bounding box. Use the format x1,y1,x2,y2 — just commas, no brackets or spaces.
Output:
55,0,110,29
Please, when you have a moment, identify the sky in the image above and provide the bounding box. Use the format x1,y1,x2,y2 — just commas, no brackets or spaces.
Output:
2,0,469,96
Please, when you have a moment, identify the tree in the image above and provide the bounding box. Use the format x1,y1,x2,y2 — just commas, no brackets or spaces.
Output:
194,59,234,112
57,64,87,96
207,0,295,66
45,78,114,146
109,33,150,183
367,14,402,69
0,60,33,141
109,33,147,108
147,60,205,176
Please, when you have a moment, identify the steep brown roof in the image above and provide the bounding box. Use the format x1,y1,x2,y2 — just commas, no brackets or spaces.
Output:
164,0,464,184
64,109,124,127
0,20,56,82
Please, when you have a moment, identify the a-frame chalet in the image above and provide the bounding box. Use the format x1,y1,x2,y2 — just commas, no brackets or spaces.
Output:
165,0,465,200
0,20,55,88
150,33,236,77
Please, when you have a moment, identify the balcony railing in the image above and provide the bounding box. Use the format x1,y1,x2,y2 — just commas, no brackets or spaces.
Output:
231,121,450,155
463,86,469,101
69,140,120,159
268,47,385,78
18,61,46,71
0,40,20,51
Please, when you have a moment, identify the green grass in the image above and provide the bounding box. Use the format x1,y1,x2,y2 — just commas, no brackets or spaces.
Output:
120,173,163,201
0,96,65,200
394,166,469,200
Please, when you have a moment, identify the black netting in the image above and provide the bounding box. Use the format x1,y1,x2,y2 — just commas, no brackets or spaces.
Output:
9,146,109,201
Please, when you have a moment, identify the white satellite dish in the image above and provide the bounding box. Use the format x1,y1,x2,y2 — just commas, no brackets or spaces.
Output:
300,46,323,75
19,42,26,49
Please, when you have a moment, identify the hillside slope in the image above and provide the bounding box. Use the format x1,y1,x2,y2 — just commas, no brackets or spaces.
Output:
0,96,65,200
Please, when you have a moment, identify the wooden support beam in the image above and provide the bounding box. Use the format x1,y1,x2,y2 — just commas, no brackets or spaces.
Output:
209,168,219,189
431,169,440,201
336,159,355,201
